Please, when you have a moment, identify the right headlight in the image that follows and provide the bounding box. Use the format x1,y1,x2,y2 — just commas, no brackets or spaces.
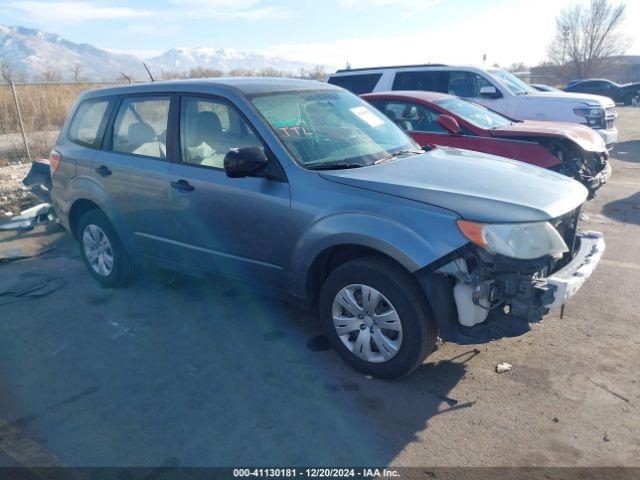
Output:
457,220,568,260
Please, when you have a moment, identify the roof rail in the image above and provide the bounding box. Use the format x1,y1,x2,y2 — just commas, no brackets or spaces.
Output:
335,63,448,73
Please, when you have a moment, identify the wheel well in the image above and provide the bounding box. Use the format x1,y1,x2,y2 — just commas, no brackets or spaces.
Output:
306,245,407,311
68,199,101,239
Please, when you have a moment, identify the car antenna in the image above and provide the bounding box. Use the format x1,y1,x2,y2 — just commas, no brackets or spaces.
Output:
143,62,155,82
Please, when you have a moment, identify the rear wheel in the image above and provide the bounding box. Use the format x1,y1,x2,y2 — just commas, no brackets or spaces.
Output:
77,209,135,287
319,256,437,378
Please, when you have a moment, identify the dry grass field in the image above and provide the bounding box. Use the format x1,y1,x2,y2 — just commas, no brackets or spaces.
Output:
0,82,119,163
0,83,115,134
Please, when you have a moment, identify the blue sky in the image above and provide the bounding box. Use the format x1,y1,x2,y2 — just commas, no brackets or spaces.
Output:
2,0,639,69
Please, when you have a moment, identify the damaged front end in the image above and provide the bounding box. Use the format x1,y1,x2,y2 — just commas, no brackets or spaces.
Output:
551,144,612,198
418,209,605,345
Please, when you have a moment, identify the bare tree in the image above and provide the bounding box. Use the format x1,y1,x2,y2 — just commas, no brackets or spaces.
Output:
307,65,327,81
39,68,62,82
548,0,631,78
72,63,84,82
507,62,528,73
1,61,15,83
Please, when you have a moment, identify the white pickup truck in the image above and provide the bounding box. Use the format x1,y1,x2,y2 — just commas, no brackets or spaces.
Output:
327,65,618,146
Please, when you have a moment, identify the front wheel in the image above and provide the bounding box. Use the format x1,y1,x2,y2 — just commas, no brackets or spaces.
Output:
319,257,437,379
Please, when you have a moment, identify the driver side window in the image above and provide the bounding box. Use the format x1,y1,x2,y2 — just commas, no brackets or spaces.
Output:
179,96,264,169
447,71,494,98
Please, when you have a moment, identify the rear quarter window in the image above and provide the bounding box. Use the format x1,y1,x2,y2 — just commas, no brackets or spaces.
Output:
68,99,111,147
327,74,382,94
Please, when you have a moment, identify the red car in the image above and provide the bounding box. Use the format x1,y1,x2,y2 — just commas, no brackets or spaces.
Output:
362,91,611,196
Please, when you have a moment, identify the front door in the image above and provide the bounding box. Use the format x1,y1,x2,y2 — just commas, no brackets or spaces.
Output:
164,95,292,288
448,70,509,115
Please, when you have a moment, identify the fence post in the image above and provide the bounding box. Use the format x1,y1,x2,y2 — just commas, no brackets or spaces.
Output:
9,80,31,162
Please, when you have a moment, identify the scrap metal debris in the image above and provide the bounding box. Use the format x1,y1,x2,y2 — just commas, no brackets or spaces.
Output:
22,159,52,203
0,272,67,306
496,362,512,373
0,202,55,231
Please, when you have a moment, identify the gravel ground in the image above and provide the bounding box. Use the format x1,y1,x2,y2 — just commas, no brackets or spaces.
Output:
0,108,638,470
0,130,58,165
0,161,38,217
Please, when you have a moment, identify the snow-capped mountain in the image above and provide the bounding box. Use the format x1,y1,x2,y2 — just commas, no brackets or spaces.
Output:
0,25,146,81
147,47,315,74
0,25,319,82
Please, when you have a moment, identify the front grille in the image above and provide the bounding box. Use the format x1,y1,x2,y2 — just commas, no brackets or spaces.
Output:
606,119,615,130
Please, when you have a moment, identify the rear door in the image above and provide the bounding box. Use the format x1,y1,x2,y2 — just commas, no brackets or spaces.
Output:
164,94,292,287
91,94,175,256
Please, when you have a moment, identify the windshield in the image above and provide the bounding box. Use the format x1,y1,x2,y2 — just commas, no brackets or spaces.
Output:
250,89,419,168
434,98,512,129
488,69,536,96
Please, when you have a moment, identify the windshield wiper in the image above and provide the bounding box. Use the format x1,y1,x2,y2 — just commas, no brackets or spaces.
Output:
375,149,423,164
305,161,366,171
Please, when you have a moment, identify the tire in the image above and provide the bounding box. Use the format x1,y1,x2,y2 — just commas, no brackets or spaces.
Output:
77,209,135,287
319,256,437,379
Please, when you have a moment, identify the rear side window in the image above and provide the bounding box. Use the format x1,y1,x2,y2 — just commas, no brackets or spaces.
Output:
68,99,110,147
392,71,445,92
327,74,382,94
112,96,170,159
372,100,447,134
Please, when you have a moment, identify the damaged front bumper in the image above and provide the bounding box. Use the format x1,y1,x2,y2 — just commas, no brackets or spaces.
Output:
421,230,605,345
544,231,605,308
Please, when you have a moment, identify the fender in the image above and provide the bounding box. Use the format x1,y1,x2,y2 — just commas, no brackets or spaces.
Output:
287,211,468,298
65,176,136,253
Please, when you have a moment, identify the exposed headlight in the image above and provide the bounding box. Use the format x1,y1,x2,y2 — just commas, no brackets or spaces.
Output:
574,106,604,117
457,220,569,259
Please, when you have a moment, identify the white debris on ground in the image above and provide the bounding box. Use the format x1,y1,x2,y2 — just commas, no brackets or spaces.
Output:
0,161,37,216
496,362,512,373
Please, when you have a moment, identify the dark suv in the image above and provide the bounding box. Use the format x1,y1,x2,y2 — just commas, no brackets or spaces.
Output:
565,79,640,105
51,78,605,378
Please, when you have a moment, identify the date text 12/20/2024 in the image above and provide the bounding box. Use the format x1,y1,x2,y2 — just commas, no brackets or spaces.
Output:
233,469,400,478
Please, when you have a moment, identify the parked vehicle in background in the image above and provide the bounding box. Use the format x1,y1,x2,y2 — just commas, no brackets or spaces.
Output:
564,79,640,106
327,64,619,146
362,91,611,196
51,78,605,378
531,84,561,92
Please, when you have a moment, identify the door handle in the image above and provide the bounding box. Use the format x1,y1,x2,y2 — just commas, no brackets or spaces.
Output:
95,165,112,177
170,179,195,192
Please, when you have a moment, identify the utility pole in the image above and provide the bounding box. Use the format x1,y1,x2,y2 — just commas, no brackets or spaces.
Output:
9,80,31,161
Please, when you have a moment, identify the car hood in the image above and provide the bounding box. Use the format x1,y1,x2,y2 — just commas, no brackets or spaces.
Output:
319,147,588,223
491,120,606,152
529,91,616,108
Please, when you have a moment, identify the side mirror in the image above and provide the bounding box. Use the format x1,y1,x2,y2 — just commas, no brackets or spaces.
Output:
224,147,269,178
436,115,461,135
479,86,501,99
